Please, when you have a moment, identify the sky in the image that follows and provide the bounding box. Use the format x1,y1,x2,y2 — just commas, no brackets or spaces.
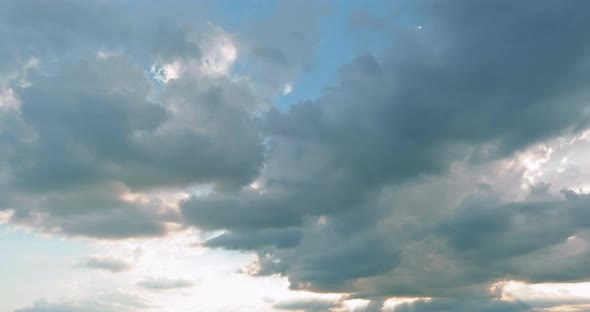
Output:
2,1,590,311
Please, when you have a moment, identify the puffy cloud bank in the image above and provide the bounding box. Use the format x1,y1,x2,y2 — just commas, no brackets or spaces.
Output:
3,1,590,311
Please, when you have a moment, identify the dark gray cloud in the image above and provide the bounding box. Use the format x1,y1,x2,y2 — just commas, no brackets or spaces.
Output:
340,189,590,302
182,190,303,231
1,43,264,238
0,0,210,72
437,191,583,261
205,227,303,250
82,256,132,273
286,231,400,292
273,298,341,312
3,0,590,309
5,185,171,239
136,277,195,290
347,9,388,33
181,0,590,302
236,0,329,92
185,0,590,229
11,57,263,191
0,0,326,240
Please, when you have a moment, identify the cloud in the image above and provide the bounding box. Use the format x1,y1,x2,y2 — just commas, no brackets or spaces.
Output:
502,281,590,310
3,1,590,310
15,291,150,312
347,9,388,33
12,56,262,191
5,183,170,239
283,83,294,95
436,191,583,260
205,228,303,250
82,256,132,273
391,298,531,312
181,1,590,301
1,31,265,238
274,298,342,312
136,277,196,290
0,1,213,75
238,0,329,93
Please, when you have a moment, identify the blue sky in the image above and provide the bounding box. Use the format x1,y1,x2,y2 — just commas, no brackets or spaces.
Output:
2,1,590,312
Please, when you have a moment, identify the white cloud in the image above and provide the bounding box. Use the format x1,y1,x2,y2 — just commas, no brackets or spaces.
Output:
16,291,152,312
0,87,18,110
282,83,293,95
500,280,590,309
149,24,237,84
0,210,14,224
198,26,237,77
150,61,182,84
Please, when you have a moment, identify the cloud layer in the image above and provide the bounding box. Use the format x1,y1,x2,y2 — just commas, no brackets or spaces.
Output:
181,0,590,304
2,1,590,311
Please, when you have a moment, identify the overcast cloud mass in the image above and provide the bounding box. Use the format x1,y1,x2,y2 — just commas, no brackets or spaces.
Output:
2,1,590,312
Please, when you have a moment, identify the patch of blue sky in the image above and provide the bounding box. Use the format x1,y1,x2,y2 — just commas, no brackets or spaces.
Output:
147,0,400,110
0,225,87,279
272,0,395,111
0,225,89,311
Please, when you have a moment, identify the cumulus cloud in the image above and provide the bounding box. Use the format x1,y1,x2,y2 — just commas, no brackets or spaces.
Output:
181,0,590,303
3,1,590,311
15,291,150,312
205,228,303,250
282,83,294,95
274,297,342,312
0,21,265,238
82,256,132,273
391,298,530,312
136,277,196,290
501,281,590,310
238,0,328,94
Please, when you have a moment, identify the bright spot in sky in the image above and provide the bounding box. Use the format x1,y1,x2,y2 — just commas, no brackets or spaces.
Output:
0,210,14,224
282,82,293,95
200,33,237,76
0,87,18,110
500,280,590,307
150,27,236,84
150,61,182,84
